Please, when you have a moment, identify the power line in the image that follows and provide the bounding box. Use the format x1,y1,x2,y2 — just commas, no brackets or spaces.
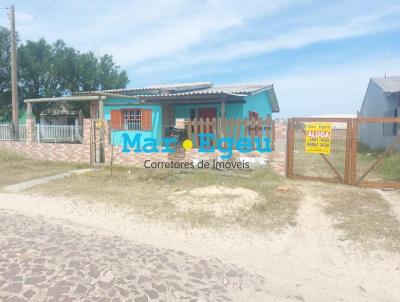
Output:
19,0,57,33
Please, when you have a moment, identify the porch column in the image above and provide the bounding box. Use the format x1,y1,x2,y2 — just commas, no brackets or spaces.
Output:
220,101,226,140
26,102,34,141
98,98,105,120
27,102,33,119
220,101,225,118
98,97,105,163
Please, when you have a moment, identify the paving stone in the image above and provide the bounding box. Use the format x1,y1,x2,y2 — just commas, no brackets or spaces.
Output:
97,280,113,290
47,286,70,296
152,283,166,293
23,289,36,299
3,283,23,293
73,284,87,295
144,289,158,299
134,295,148,302
0,210,266,302
116,286,129,297
5,296,27,302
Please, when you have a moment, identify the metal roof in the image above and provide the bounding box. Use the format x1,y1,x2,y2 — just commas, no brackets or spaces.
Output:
24,82,279,112
372,76,400,94
74,82,273,96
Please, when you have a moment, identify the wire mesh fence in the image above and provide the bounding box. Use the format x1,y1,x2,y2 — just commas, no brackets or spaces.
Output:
356,118,400,186
286,117,400,188
289,119,349,182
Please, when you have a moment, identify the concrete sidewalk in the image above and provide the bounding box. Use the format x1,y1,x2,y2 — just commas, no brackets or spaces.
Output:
3,168,95,193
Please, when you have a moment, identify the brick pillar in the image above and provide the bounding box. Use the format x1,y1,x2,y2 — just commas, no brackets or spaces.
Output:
25,118,35,141
82,119,91,145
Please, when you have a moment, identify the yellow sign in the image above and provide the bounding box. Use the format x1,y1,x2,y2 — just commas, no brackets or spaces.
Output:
95,120,105,129
305,122,332,154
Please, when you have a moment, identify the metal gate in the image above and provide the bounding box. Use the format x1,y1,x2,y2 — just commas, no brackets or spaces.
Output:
286,117,400,188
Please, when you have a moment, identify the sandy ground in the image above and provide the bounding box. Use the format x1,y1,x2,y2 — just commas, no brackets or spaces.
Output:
168,185,260,217
1,188,400,302
378,189,400,219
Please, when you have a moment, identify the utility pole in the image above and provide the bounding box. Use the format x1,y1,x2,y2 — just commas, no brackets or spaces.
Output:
10,5,19,139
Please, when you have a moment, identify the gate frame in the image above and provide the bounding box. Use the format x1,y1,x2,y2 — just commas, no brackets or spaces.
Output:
286,117,400,189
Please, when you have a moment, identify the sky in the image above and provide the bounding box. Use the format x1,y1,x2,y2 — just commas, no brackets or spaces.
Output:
0,0,400,117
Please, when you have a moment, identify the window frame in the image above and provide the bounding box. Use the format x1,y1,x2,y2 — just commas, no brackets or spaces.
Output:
122,109,142,131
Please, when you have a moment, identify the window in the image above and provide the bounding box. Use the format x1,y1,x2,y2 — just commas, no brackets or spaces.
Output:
110,109,152,131
123,109,142,130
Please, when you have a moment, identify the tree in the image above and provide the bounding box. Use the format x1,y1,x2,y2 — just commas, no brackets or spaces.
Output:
0,26,129,119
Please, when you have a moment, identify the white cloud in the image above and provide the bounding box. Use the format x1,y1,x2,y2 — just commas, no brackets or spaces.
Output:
13,0,296,65
157,4,400,68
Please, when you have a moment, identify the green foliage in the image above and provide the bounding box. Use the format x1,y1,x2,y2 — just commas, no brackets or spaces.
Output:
0,26,129,120
0,27,12,121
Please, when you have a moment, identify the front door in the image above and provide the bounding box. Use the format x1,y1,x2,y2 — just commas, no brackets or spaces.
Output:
196,108,217,147
197,107,217,120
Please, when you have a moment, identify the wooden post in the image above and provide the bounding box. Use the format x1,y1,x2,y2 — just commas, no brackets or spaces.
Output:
186,120,192,142
235,118,240,142
212,117,217,147
271,119,275,151
351,118,358,185
193,119,198,148
286,119,295,178
10,5,19,139
344,118,353,184
98,98,105,163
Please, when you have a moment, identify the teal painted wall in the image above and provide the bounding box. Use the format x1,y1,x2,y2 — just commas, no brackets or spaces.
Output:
174,103,243,119
242,91,272,119
104,98,162,145
106,92,273,147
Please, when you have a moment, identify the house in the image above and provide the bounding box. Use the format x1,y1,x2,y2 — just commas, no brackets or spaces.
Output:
359,76,400,149
78,82,279,145
39,105,83,126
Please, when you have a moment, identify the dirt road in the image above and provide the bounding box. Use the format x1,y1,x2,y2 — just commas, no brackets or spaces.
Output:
0,190,399,302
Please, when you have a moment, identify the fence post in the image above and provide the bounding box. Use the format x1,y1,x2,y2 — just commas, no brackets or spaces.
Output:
350,119,358,185
271,119,276,151
344,119,353,184
286,119,295,178
36,124,40,142
71,125,74,142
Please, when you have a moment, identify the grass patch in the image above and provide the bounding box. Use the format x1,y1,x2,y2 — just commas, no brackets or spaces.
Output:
30,166,301,232
320,186,400,252
0,149,86,188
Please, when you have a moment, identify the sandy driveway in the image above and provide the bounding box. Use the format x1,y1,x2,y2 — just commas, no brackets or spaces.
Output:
0,190,400,302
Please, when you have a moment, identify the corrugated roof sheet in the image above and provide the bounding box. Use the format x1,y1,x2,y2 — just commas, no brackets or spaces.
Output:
75,82,273,96
73,81,279,112
372,76,400,94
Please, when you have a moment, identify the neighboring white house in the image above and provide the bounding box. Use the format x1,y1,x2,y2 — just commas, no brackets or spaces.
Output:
359,76,400,150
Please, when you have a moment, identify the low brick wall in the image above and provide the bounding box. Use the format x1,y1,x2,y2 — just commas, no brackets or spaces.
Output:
0,119,286,175
0,119,91,164
0,141,90,163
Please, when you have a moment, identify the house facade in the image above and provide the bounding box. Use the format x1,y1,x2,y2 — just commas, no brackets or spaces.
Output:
83,82,279,146
359,76,400,149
